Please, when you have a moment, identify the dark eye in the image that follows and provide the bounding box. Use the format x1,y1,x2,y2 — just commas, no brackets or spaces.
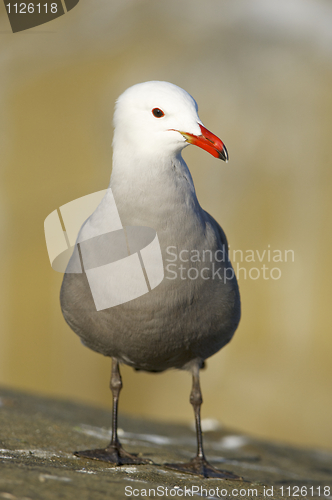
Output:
152,108,165,118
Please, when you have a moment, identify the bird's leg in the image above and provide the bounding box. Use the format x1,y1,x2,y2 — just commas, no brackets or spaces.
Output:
109,356,122,448
74,358,152,465
165,365,241,479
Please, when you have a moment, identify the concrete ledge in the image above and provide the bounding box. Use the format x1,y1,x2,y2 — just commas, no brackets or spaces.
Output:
0,387,331,499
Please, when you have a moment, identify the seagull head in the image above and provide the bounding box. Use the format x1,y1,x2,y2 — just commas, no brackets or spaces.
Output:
113,81,228,163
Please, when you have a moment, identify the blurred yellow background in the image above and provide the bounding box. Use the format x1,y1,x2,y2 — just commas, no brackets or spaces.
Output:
1,0,331,451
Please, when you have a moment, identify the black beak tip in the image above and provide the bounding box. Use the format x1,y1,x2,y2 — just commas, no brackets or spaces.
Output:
219,144,229,162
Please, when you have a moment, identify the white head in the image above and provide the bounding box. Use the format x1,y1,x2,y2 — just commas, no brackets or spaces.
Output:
112,81,228,163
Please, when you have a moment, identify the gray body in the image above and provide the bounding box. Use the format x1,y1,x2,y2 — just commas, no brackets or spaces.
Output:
60,157,241,373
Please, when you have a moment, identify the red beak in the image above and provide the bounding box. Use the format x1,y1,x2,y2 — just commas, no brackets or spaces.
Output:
180,124,229,162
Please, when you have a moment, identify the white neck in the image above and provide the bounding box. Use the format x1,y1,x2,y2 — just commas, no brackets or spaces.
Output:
109,146,202,229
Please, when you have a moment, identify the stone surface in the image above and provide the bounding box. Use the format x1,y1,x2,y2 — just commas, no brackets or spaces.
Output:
0,387,331,499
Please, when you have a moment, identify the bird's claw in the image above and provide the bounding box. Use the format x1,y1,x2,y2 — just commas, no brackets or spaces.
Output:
164,456,242,480
74,444,153,466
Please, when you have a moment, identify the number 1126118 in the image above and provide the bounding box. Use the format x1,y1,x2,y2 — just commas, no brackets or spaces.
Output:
6,3,58,14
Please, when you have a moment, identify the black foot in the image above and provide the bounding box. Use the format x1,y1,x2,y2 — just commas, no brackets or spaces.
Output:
74,444,153,466
164,456,242,480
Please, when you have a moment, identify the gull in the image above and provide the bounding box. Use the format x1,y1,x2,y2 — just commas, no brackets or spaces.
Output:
60,81,241,479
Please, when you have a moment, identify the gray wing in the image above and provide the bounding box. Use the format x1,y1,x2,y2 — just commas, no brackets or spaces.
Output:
202,209,229,254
